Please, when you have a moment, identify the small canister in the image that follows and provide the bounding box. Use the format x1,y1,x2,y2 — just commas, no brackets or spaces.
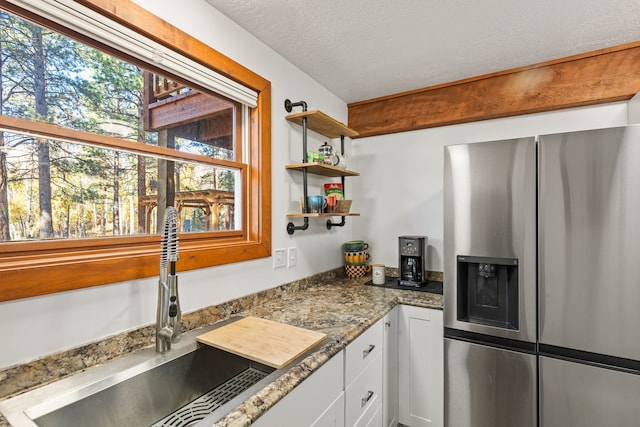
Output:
372,264,386,285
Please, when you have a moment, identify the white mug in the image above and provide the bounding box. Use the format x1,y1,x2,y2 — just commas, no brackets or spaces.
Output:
372,264,385,285
333,153,347,168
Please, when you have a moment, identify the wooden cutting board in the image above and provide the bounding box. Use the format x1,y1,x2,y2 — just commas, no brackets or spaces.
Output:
196,316,327,369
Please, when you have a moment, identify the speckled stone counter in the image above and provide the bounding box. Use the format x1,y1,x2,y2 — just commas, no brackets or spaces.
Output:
0,270,442,427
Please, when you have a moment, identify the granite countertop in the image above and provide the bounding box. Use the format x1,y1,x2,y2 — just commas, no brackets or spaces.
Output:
0,272,442,427
210,277,442,427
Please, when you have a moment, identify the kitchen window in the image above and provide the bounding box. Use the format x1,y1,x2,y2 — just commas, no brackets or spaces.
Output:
0,0,271,301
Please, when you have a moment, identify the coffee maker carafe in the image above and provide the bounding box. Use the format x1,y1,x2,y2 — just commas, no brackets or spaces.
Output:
399,235,428,287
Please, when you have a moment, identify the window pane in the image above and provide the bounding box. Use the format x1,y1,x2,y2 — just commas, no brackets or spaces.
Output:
0,10,238,160
0,9,245,242
0,131,240,241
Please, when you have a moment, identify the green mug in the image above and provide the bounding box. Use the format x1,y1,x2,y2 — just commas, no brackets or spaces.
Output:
344,240,369,252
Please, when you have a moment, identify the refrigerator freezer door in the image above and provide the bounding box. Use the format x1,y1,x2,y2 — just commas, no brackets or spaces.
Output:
539,126,640,360
540,356,640,426
444,137,537,342
444,338,537,427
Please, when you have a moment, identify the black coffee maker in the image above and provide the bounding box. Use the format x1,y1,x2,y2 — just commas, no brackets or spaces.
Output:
398,235,428,287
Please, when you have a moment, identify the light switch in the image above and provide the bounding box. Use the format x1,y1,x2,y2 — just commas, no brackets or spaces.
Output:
287,247,297,267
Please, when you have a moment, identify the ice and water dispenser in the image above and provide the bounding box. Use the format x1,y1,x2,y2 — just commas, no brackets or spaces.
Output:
456,255,519,330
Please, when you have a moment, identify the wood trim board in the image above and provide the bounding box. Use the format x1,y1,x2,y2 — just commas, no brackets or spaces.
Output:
348,42,640,138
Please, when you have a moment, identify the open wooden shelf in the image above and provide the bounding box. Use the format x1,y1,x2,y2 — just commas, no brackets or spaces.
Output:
286,212,361,218
285,110,359,139
284,100,360,234
285,162,359,177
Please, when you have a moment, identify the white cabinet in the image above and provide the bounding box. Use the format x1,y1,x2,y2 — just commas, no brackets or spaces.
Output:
359,403,383,427
345,319,383,386
398,306,444,427
345,318,384,427
382,307,399,427
346,352,382,426
311,392,345,427
252,350,345,427
251,306,442,427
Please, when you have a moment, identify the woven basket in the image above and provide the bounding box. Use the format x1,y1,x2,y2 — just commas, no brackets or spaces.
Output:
334,199,352,214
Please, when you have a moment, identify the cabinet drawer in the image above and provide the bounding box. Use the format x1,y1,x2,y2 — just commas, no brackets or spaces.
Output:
345,319,383,387
345,352,383,427
356,401,382,427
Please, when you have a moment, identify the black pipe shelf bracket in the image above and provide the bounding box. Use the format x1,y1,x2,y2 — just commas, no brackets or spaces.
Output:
287,216,309,235
326,216,346,230
284,99,307,113
284,99,360,235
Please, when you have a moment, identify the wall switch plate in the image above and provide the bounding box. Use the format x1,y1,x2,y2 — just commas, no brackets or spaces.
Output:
287,247,297,267
273,248,287,268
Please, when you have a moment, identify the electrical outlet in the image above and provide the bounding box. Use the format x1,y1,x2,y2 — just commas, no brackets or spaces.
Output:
287,247,297,267
273,248,287,268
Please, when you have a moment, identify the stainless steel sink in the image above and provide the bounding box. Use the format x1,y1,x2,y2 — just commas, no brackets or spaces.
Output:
0,318,322,427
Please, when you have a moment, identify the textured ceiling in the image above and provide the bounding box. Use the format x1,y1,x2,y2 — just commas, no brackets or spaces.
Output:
205,0,640,104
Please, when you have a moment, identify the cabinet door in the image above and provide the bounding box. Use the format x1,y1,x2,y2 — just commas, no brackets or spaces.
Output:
398,306,444,427
311,392,345,427
382,307,398,427
252,350,344,427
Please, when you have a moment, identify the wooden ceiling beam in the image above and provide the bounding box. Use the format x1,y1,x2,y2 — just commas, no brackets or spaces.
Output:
348,42,640,138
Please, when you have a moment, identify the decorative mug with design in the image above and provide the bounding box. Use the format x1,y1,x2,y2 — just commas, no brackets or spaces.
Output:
344,240,369,252
344,250,370,264
345,263,371,278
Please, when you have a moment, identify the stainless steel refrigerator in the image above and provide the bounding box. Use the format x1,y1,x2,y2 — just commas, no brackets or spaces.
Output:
444,126,640,427
444,137,538,427
538,126,640,426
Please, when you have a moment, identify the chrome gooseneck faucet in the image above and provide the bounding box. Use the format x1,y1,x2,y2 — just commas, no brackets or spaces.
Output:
156,207,181,353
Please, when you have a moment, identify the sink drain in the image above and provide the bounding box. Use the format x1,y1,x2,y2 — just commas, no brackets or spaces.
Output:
151,368,269,427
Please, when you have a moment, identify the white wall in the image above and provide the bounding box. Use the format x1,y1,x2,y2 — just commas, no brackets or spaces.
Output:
351,102,629,272
0,0,354,370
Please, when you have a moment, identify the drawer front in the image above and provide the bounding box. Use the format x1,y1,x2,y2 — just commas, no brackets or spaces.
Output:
345,319,383,387
356,402,382,427
346,352,383,427
311,392,345,427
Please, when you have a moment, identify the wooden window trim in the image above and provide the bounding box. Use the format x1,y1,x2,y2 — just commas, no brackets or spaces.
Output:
0,0,271,302
0,116,245,169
